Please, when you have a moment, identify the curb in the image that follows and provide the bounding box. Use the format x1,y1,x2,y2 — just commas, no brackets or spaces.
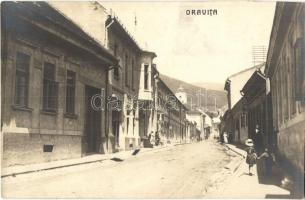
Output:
1,158,109,178
223,143,246,158
1,142,186,178
222,143,246,173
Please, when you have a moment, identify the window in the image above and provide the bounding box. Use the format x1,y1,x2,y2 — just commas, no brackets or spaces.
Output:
144,64,149,90
113,44,119,80
241,114,246,128
295,38,305,103
43,62,58,112
66,70,76,114
125,54,129,87
15,52,30,107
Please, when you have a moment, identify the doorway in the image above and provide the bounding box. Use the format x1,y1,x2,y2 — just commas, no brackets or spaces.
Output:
112,110,120,148
85,85,101,153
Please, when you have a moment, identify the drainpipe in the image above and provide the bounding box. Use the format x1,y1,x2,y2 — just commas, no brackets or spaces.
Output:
104,16,115,152
105,16,115,48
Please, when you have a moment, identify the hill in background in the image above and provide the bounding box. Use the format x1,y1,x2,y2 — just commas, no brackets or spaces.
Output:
191,82,224,91
159,74,227,112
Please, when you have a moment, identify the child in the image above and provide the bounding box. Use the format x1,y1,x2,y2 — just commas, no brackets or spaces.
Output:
245,139,257,175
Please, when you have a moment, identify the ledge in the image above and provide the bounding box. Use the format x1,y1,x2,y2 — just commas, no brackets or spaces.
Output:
40,110,58,116
64,113,78,119
11,105,33,112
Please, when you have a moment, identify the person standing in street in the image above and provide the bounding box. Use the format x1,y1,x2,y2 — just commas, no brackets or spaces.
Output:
254,124,263,153
223,132,228,144
258,148,275,177
245,139,258,175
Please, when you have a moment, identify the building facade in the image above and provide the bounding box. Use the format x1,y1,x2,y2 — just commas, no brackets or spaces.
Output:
241,69,269,153
138,52,157,146
186,110,205,141
154,73,188,144
223,63,265,142
105,15,143,152
265,2,304,196
1,2,117,166
185,120,197,143
1,1,190,168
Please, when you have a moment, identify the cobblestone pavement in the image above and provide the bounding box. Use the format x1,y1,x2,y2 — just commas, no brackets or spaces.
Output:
2,141,234,198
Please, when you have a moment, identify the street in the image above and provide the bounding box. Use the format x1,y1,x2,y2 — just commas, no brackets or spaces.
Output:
2,141,234,198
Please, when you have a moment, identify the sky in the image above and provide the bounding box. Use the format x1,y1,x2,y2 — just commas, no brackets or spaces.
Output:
102,1,276,84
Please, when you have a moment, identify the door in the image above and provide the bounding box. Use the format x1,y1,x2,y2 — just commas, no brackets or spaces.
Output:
112,110,120,147
85,85,101,153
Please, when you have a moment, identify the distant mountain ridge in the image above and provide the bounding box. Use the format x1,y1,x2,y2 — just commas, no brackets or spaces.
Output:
191,82,224,91
159,74,227,110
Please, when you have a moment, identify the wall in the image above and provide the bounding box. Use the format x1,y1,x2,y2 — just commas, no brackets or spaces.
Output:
106,20,142,151
1,16,108,166
268,3,305,175
49,2,107,46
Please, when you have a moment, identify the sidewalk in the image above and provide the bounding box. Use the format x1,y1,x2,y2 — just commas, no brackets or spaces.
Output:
1,144,175,178
206,143,291,198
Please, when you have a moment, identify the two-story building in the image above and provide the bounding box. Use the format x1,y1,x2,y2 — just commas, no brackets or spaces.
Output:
105,15,143,151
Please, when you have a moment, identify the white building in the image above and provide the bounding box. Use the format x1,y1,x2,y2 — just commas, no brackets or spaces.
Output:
175,86,187,104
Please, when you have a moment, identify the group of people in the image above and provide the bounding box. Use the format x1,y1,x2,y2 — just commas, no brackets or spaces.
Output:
222,124,276,177
148,131,161,146
245,139,275,176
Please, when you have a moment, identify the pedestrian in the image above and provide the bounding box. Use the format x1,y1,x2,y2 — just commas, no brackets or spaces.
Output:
254,124,263,153
258,148,275,177
155,131,160,146
223,132,228,144
245,139,257,175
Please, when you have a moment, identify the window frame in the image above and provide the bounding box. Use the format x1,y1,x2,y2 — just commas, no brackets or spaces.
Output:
65,69,76,115
42,59,59,113
14,52,31,108
144,64,149,90
125,53,129,87
113,43,120,80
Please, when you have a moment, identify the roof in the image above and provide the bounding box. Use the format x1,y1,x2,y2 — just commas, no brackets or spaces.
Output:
158,73,188,111
241,69,266,95
3,2,118,65
224,62,265,91
231,97,245,114
227,63,265,79
265,2,301,76
106,15,142,52
142,50,157,58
